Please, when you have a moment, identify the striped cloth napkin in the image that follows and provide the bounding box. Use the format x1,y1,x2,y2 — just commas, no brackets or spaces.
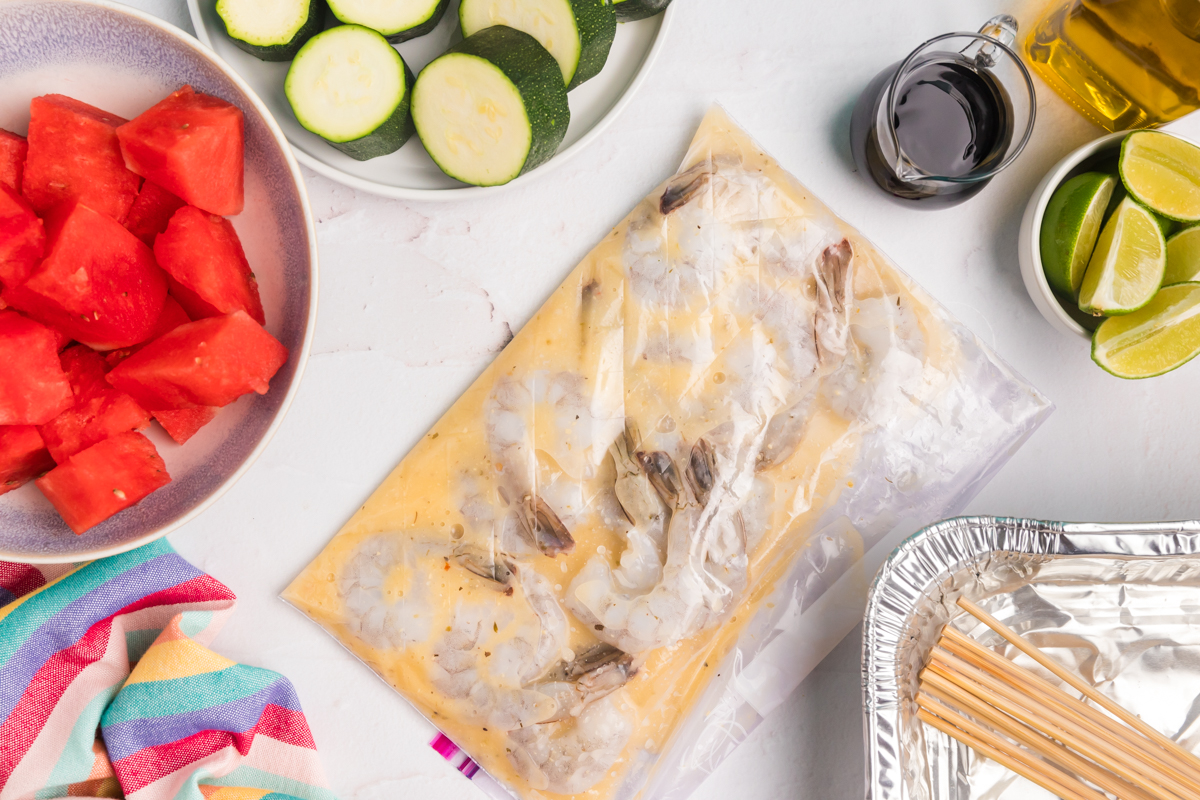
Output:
0,539,335,800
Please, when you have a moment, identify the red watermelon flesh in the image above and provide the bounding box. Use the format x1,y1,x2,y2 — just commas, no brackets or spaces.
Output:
155,206,264,324
124,181,186,246
35,430,169,534
0,425,55,496
0,311,74,425
2,202,167,349
39,391,150,463
59,345,110,401
0,184,45,289
47,326,70,352
116,86,244,216
0,129,27,194
22,95,142,222
153,406,218,444
44,343,151,461
103,295,191,368
106,311,287,409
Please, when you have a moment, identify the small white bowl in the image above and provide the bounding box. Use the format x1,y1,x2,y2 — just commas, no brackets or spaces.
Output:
0,0,318,563
1018,129,1200,339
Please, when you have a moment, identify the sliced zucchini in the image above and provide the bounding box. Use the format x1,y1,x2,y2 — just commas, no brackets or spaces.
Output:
459,0,616,90
412,26,569,186
327,0,450,43
285,25,416,161
216,0,324,61
612,0,671,22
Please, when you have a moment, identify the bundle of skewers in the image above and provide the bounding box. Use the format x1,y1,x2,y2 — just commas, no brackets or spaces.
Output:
918,597,1200,800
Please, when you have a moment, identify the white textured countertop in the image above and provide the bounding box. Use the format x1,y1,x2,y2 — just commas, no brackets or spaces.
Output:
114,0,1200,797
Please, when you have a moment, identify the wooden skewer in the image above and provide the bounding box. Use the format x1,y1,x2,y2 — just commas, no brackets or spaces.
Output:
922,666,1181,800
917,705,1107,800
924,656,1188,800
919,681,1157,800
917,690,1138,800
957,595,1200,784
932,641,1198,796
939,627,1200,790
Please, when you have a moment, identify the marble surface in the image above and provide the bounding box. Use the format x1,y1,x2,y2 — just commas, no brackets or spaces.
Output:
108,0,1200,798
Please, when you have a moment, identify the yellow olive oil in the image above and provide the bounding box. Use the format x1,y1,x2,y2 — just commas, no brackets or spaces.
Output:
1026,0,1200,130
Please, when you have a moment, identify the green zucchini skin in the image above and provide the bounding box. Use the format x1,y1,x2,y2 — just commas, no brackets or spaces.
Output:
458,0,616,91
217,0,325,62
566,0,616,89
429,26,570,180
611,0,671,22
329,0,450,43
330,60,417,161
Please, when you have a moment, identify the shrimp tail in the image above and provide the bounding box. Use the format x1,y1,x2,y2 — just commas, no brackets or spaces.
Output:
685,438,716,505
659,161,712,215
524,496,575,557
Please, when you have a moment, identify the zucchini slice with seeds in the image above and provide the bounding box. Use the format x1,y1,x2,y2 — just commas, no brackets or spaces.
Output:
327,0,450,43
216,0,325,61
459,0,616,90
412,26,569,186
285,25,417,161
611,0,671,22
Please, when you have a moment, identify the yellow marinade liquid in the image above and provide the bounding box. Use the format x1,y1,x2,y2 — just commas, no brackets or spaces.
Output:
1025,0,1200,130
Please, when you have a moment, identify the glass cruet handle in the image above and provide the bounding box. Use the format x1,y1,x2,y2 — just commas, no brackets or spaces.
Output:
965,14,1018,68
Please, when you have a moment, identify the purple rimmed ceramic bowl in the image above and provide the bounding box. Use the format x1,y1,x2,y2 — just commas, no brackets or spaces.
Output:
0,0,317,563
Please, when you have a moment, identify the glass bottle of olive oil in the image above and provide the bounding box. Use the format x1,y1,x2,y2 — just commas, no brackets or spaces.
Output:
1026,0,1200,130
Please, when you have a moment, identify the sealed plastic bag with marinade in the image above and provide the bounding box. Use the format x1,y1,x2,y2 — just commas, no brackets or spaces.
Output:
284,106,1050,800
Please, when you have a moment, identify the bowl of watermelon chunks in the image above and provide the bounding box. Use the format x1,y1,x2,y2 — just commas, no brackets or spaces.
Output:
0,0,317,562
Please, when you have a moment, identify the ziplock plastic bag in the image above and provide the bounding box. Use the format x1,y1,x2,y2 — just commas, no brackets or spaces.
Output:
284,106,1051,800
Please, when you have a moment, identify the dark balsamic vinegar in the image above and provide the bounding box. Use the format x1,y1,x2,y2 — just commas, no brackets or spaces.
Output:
850,53,1015,207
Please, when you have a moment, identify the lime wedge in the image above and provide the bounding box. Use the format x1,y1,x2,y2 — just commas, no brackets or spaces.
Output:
1078,197,1166,315
1093,282,1200,378
1165,226,1200,285
1120,131,1200,222
1040,172,1116,297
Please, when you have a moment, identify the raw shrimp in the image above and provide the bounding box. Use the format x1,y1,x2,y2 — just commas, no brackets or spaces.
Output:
626,155,761,311
337,534,434,651
507,694,633,794
507,645,637,794
483,370,627,556
753,238,856,470
567,439,749,654
607,423,670,592
337,534,575,731
430,561,572,731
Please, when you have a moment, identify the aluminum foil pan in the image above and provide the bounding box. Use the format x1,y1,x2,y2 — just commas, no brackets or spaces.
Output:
862,516,1200,800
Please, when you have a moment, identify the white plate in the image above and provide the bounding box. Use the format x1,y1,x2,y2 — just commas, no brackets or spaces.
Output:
187,0,673,200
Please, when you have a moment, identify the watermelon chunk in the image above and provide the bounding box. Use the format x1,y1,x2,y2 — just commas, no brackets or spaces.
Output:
123,181,186,246
2,202,167,349
153,406,218,444
22,95,142,222
59,345,110,401
155,206,264,324
0,311,74,425
39,391,150,464
116,86,244,216
42,344,151,462
0,129,27,194
103,295,191,368
106,311,287,409
0,184,45,289
0,425,55,496
35,431,170,534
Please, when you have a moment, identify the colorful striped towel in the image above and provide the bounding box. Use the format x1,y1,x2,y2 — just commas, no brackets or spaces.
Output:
0,539,334,800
